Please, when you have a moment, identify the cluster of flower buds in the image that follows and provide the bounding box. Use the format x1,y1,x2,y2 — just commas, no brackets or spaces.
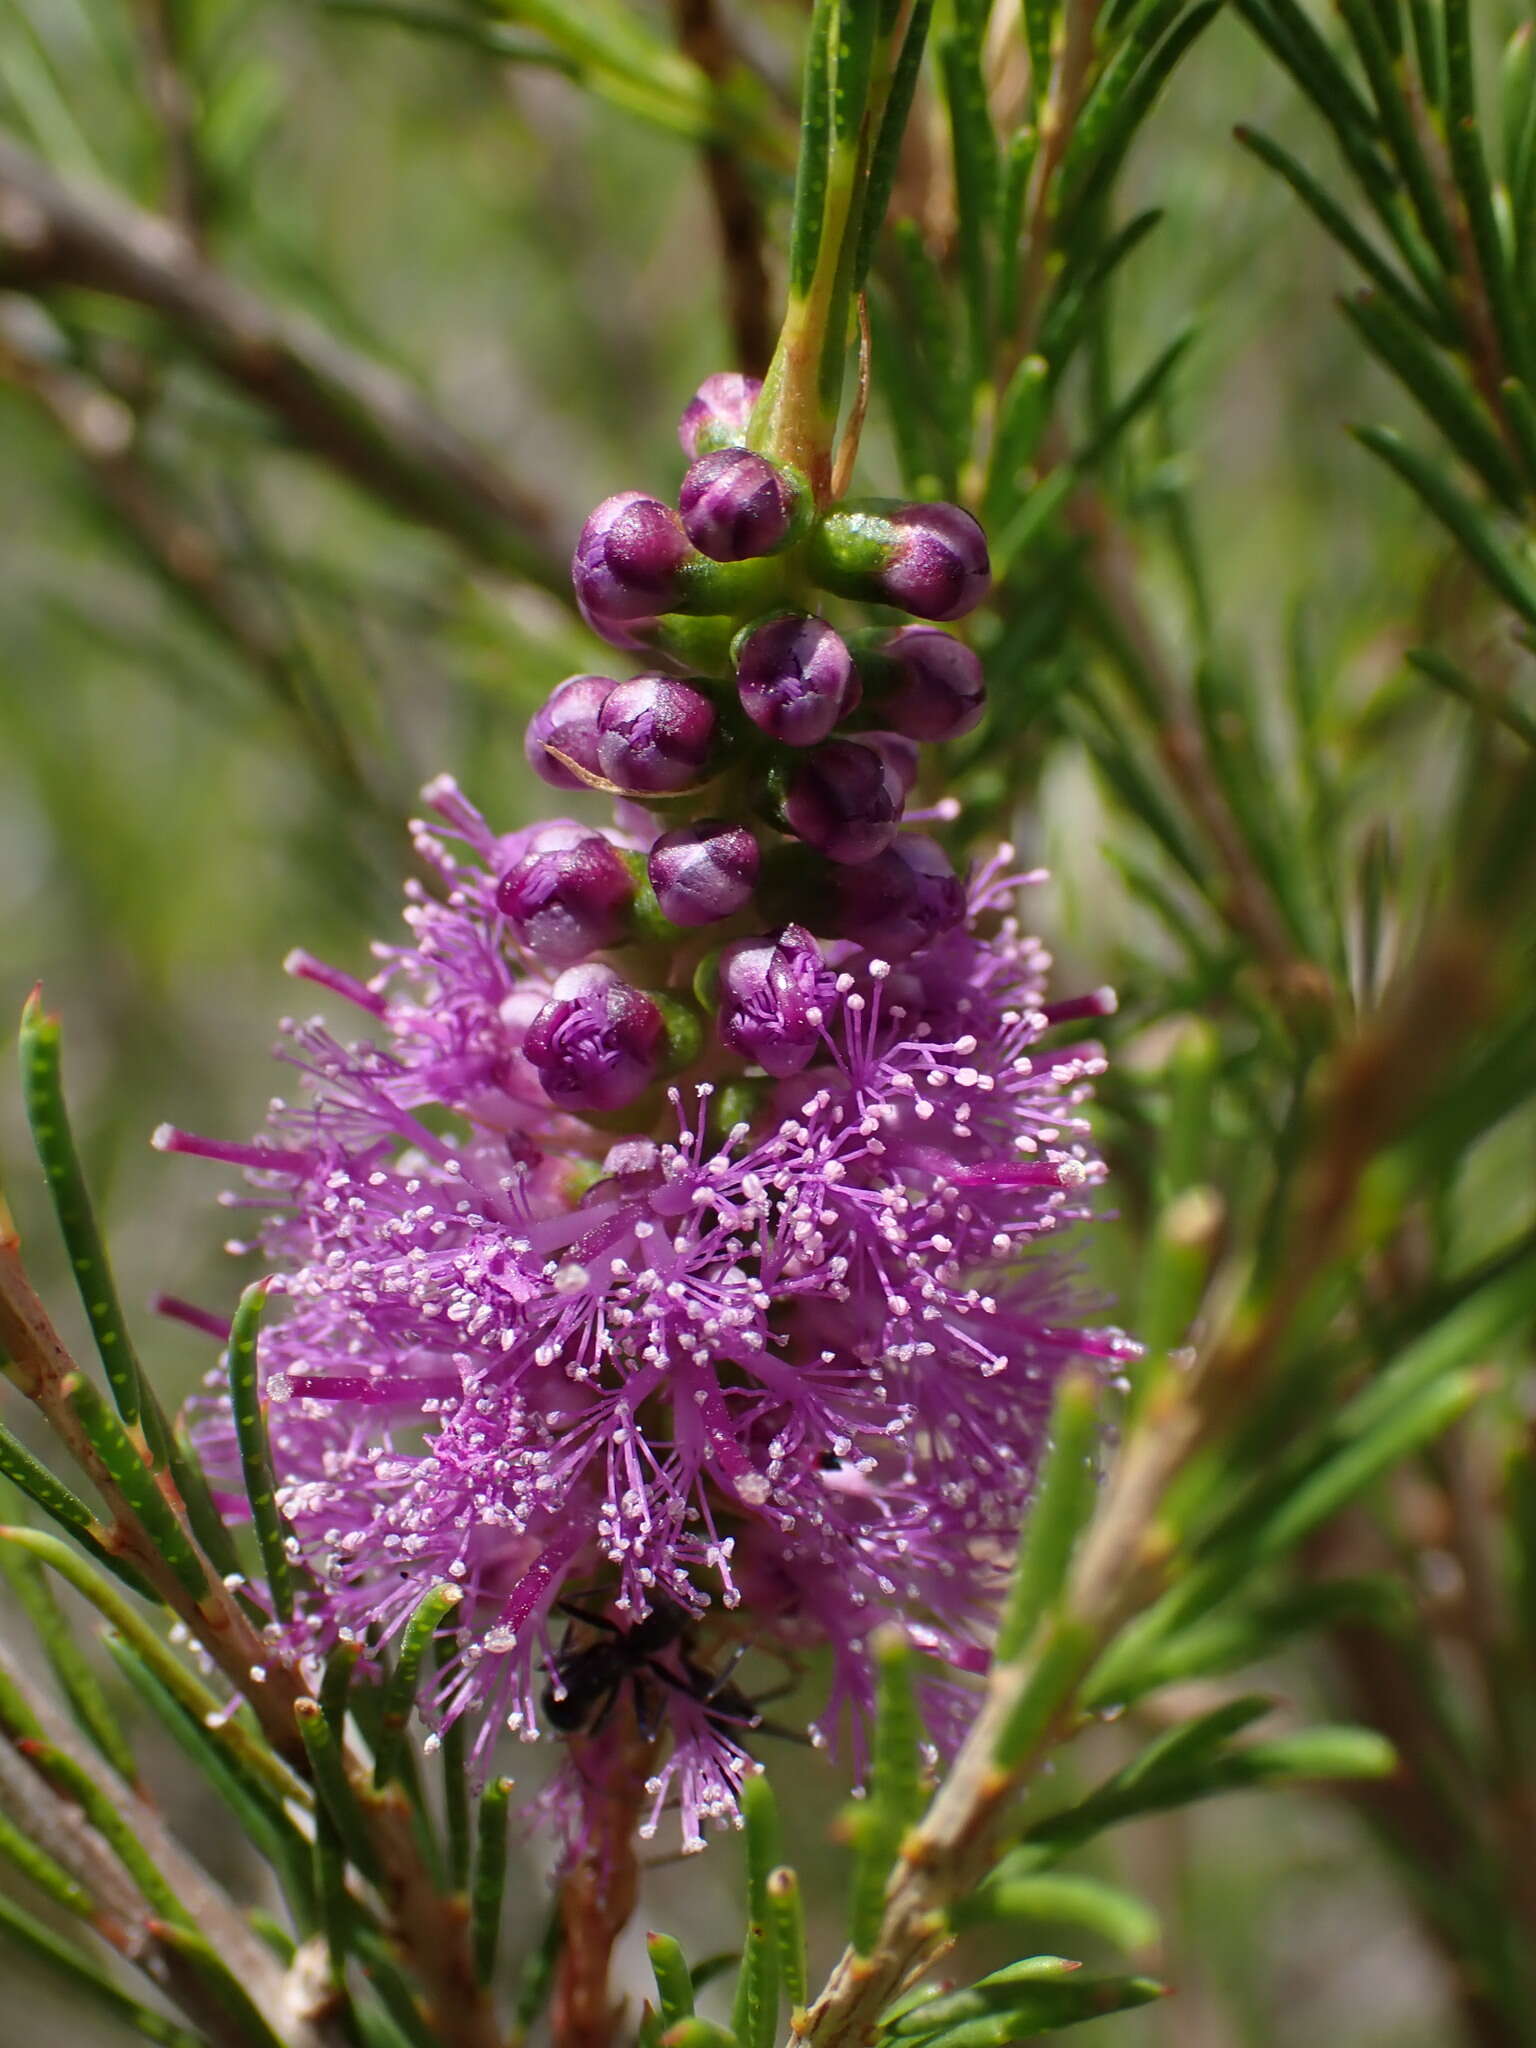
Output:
508,372,993,1115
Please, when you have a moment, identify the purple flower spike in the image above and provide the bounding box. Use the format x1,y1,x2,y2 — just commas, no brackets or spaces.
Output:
716,923,835,1077
573,492,691,623
810,500,992,621
678,372,762,458
649,820,759,927
496,835,635,968
523,964,667,1113
525,673,616,789
781,737,904,865
597,674,719,795
735,613,858,747
829,835,967,960
862,626,986,742
680,449,805,562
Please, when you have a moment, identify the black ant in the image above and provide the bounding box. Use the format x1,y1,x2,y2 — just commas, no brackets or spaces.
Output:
541,1594,791,1744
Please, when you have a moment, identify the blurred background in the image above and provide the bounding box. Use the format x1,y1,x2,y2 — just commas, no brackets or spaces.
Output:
2,3,1532,2044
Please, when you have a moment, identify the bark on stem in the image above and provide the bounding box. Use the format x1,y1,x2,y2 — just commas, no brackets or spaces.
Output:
552,1717,658,2048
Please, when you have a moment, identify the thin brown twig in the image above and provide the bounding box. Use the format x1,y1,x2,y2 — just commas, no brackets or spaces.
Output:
0,132,566,593
1011,0,1103,366
673,0,774,376
129,0,208,245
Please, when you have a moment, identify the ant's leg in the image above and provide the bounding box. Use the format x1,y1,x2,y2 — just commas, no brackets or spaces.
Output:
586,1677,623,1736
634,1674,667,1744
703,1644,749,1699
738,1676,798,1708
752,1715,812,1747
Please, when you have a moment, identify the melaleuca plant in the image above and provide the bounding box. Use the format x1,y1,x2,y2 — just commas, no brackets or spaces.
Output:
2,7,1536,2048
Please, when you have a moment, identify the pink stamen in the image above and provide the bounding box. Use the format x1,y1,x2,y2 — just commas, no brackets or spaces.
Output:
284,950,387,1016
152,1127,312,1175
151,1294,232,1340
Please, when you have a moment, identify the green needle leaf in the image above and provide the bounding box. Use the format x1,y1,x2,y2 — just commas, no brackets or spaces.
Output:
0,1523,306,1807
19,991,147,1437
649,1932,696,2026
373,1582,463,1787
732,1771,781,2048
848,1627,926,1954
0,1802,96,1915
0,1422,152,1593
957,1871,1160,1953
228,1281,295,1623
295,1697,381,1882
766,1867,808,2015
997,1372,1100,1662
472,1775,514,1984
0,1534,138,1783
17,1740,189,1925
1352,423,1536,627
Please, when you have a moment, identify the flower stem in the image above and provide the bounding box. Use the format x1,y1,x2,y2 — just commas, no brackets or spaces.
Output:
552,1717,659,2048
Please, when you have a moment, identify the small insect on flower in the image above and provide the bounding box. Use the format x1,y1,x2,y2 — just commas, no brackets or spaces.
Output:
542,1595,764,1745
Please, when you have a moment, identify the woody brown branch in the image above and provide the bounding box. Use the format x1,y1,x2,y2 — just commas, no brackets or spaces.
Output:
0,132,566,594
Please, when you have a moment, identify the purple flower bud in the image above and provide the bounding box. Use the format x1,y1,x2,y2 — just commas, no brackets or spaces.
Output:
495,835,635,967
781,738,904,865
734,613,858,747
859,730,921,796
525,673,616,790
716,924,834,1077
860,626,986,742
827,835,966,961
678,372,762,459
809,500,992,622
523,965,667,1114
596,675,719,795
679,449,806,562
648,820,760,927
573,492,691,623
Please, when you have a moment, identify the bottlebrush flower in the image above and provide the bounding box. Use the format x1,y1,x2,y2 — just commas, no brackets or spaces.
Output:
169,779,1128,1852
